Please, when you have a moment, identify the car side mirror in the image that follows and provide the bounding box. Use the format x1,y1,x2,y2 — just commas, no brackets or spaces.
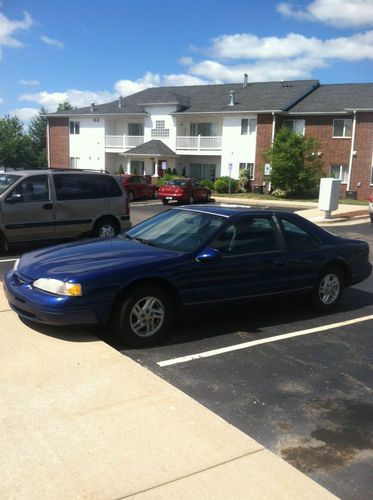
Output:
6,193,23,204
195,247,222,263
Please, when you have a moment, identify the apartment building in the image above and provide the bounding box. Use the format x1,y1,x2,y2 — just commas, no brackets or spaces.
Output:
46,78,373,200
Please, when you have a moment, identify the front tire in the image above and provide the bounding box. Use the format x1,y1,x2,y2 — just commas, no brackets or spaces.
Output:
311,265,344,311
162,199,169,205
113,285,174,347
92,217,119,238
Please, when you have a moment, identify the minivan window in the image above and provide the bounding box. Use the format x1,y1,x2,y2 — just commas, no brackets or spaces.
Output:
10,175,49,202
0,174,18,195
53,174,122,200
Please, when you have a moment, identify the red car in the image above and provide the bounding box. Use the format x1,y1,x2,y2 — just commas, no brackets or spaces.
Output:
119,174,157,202
158,178,211,205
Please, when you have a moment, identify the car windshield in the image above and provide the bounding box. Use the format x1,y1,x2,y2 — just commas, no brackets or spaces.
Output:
122,209,226,252
0,174,19,194
166,179,189,186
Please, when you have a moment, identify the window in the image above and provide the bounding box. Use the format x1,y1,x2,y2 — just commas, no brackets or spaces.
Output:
210,217,278,256
333,119,352,138
69,121,80,134
190,123,217,136
330,164,349,184
241,119,256,135
190,163,216,180
69,157,79,169
239,162,254,179
53,174,122,200
283,120,305,135
371,160,373,185
151,120,169,138
130,160,144,175
128,123,143,136
10,175,49,203
280,218,319,251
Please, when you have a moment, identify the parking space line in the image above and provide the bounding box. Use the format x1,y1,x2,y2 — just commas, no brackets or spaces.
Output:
0,258,17,263
157,314,373,367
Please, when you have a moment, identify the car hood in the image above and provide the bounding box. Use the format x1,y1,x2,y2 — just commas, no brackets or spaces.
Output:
17,238,181,281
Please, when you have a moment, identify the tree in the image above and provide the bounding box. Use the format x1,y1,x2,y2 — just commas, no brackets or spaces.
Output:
0,116,36,170
264,126,323,198
28,107,48,167
56,101,74,112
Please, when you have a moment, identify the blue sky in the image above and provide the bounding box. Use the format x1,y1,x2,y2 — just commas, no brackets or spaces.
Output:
1,0,373,123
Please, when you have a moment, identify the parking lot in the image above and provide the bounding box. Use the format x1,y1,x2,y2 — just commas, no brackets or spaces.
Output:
1,200,372,499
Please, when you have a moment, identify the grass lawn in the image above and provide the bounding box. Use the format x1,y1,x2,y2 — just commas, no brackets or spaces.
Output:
215,192,368,205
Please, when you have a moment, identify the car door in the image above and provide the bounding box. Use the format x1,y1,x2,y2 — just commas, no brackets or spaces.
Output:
1,174,55,243
191,215,287,303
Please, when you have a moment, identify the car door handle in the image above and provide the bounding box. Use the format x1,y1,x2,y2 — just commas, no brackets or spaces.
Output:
43,203,53,210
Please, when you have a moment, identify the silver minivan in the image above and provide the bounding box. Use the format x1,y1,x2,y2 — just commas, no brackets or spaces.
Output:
0,170,130,251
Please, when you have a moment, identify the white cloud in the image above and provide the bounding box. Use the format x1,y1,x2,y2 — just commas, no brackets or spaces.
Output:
19,89,117,112
178,56,194,66
115,72,161,96
277,0,373,28
19,79,39,86
40,35,64,49
9,107,39,123
0,10,33,60
162,73,208,86
0,97,4,104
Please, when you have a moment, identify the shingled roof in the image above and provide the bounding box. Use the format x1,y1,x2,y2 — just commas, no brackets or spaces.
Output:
48,80,320,116
289,83,373,114
123,140,177,157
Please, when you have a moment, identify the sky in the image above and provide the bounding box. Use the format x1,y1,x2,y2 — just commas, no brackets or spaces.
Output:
1,0,373,124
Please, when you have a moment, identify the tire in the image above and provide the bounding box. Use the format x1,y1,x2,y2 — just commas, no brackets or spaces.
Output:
113,285,174,347
92,217,119,238
205,191,211,202
152,189,158,200
128,190,135,202
311,265,344,311
188,195,194,204
162,199,169,205
0,231,7,254
370,214,373,224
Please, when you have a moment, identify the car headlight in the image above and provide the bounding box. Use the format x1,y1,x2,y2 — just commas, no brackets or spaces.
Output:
33,278,82,297
13,259,20,271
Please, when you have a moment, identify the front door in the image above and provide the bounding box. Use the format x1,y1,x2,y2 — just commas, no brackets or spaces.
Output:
158,160,166,177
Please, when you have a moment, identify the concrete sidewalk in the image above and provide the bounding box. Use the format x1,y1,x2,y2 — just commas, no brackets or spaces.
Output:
214,196,369,226
0,289,335,499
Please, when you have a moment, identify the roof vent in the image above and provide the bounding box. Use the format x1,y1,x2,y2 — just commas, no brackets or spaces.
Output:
118,96,123,108
228,90,235,106
243,73,248,87
90,102,95,112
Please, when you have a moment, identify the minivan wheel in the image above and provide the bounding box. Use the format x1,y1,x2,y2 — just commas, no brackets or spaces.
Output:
311,265,344,311
92,217,118,238
113,285,174,347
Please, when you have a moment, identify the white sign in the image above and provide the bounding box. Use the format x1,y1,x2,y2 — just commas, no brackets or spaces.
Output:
161,161,167,170
228,163,233,172
264,163,271,176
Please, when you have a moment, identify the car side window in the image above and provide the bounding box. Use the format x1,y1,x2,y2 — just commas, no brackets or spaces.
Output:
280,218,319,251
11,175,50,203
53,174,122,200
210,217,278,256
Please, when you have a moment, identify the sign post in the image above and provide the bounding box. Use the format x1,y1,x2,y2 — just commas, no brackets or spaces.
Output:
228,163,233,194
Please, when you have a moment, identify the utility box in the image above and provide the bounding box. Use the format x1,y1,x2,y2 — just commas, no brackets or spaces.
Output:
318,178,341,218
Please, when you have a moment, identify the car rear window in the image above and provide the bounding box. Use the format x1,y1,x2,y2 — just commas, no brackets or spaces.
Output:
166,179,189,187
53,174,122,200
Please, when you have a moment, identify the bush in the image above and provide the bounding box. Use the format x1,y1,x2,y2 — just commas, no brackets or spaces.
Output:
239,168,251,192
156,174,182,187
200,179,214,190
117,164,124,175
214,176,238,193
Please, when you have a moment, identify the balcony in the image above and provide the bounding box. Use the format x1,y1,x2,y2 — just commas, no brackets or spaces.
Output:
106,135,145,151
176,136,222,151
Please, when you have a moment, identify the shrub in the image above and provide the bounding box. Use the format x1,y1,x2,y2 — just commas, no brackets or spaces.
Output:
156,174,182,187
117,164,124,175
239,168,251,192
214,176,238,193
200,179,214,190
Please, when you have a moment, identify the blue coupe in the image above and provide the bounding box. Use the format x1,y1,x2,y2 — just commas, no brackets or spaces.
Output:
4,205,371,347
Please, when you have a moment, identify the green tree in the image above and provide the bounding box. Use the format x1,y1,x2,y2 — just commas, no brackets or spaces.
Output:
0,116,36,170
264,127,323,198
56,101,74,112
28,107,48,167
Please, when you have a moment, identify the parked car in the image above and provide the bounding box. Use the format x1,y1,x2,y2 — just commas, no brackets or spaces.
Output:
118,174,157,202
158,178,211,204
368,193,373,223
0,170,130,252
5,206,371,347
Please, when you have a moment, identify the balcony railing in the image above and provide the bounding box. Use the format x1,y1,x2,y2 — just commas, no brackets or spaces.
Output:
176,136,222,151
106,135,145,150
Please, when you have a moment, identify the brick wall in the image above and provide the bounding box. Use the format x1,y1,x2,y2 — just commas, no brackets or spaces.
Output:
350,113,373,199
254,114,273,185
48,118,69,168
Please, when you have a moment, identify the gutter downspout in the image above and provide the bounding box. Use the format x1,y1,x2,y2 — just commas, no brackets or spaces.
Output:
46,119,51,168
271,112,276,143
347,110,357,191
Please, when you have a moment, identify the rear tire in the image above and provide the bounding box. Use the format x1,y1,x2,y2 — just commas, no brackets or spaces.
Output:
311,265,344,311
113,285,174,347
205,192,211,202
188,195,194,204
92,217,119,238
162,199,169,205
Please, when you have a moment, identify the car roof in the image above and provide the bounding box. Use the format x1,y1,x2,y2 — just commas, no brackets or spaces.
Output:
2,170,110,177
174,204,282,217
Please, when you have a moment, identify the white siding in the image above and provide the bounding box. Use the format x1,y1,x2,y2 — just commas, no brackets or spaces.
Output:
69,117,106,170
221,115,257,178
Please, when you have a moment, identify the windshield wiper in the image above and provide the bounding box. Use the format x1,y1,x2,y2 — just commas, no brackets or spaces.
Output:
118,233,133,240
133,237,158,247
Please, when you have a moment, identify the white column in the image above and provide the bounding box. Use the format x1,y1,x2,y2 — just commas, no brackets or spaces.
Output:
153,160,158,178
126,159,131,174
347,111,357,191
